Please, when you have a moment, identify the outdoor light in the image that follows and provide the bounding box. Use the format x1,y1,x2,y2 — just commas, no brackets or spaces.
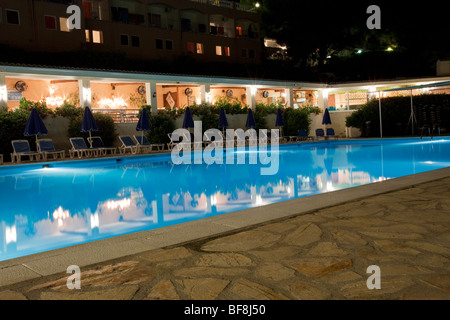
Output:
255,2,260,8
250,86,257,96
386,47,394,52
356,49,363,54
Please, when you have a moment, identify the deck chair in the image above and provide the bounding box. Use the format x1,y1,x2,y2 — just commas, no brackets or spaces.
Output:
315,129,325,140
119,136,139,154
298,129,313,141
167,133,188,151
89,136,117,156
69,137,97,159
37,139,65,161
326,128,338,140
204,130,225,148
11,140,40,163
134,135,165,152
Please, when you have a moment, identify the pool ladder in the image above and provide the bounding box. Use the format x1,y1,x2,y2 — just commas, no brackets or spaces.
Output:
420,124,440,141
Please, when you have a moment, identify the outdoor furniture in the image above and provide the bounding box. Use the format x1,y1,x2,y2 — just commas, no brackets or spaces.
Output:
315,129,325,140
119,136,139,154
167,133,190,150
326,128,338,139
134,135,165,152
11,140,41,163
69,137,97,159
298,129,313,141
89,136,117,156
37,139,65,161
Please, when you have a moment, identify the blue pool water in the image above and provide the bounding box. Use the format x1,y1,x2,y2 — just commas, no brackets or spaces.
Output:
1,137,450,262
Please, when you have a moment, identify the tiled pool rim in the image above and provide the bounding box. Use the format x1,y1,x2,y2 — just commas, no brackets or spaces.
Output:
1,138,450,287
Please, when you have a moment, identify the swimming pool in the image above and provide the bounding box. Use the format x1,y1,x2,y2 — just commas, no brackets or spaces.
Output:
1,137,450,262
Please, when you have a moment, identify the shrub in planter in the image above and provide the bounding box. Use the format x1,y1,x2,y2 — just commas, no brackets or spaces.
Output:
0,109,32,162
282,108,312,136
68,112,117,147
147,112,176,144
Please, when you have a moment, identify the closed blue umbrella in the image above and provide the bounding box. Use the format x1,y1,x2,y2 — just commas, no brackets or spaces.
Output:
24,108,48,142
182,107,194,129
246,108,256,129
218,107,229,128
81,106,98,146
275,108,284,127
136,107,151,142
322,108,332,125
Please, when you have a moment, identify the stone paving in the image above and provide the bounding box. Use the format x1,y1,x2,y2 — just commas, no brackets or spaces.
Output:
1,177,450,300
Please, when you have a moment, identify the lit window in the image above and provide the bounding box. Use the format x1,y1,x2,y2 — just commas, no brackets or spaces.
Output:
235,26,242,37
187,42,195,53
196,43,204,54
166,40,173,50
131,35,140,47
44,15,56,30
120,34,129,46
92,30,103,43
60,17,70,32
223,46,230,56
216,46,222,56
6,9,20,25
85,30,90,42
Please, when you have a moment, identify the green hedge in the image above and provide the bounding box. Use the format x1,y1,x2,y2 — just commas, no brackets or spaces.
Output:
68,112,117,147
346,94,450,137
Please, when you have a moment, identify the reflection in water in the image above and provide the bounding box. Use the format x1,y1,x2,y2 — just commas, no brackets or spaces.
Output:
1,138,450,261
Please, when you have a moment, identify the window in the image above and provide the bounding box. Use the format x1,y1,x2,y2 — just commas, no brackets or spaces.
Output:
166,40,173,50
92,30,103,43
236,26,242,38
44,15,56,30
120,34,129,46
241,49,247,58
215,46,222,56
85,30,90,42
131,35,140,47
0,9,2,24
6,9,20,25
149,13,161,28
82,1,93,19
60,17,70,32
187,42,195,53
249,49,255,59
196,43,204,54
156,38,163,49
223,46,230,57
181,18,191,32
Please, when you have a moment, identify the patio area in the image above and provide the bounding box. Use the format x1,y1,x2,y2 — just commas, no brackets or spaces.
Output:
1,167,449,300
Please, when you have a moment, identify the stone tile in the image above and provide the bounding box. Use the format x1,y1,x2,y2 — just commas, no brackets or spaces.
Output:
201,231,280,252
307,242,349,256
315,270,363,285
373,240,421,255
255,263,295,281
39,286,139,300
340,278,414,299
287,280,331,300
145,280,180,300
420,274,450,292
176,278,229,300
249,247,302,261
405,241,450,256
138,247,192,263
331,228,368,246
359,231,423,240
174,267,249,278
195,253,254,267
0,290,28,300
229,278,289,300
282,223,322,247
284,257,352,277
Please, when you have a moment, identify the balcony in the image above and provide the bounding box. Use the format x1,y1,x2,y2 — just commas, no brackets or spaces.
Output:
189,0,256,13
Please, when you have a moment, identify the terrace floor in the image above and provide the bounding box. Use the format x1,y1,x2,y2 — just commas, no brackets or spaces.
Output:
0,167,449,300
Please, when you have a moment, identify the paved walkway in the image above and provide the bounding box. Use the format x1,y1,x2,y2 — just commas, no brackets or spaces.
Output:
1,175,450,300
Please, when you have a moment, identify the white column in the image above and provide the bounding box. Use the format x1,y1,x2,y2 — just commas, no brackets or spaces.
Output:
146,81,157,113
200,84,211,104
285,88,294,108
246,86,256,109
0,74,7,110
79,79,91,108
317,89,329,110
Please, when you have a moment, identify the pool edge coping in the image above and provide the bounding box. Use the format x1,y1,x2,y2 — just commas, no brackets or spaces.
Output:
1,165,450,288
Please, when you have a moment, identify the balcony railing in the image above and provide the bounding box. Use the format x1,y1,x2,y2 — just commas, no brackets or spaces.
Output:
190,0,256,12
93,108,140,123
